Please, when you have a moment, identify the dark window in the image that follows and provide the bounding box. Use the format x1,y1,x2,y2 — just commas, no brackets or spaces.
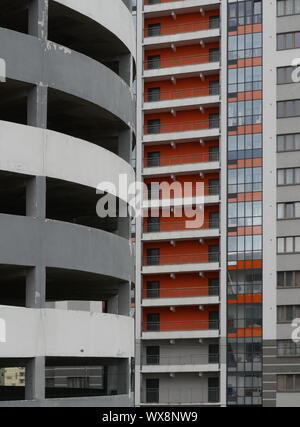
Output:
209,278,220,296
147,313,160,331
147,281,160,298
209,113,220,128
147,55,161,70
209,80,220,96
208,377,220,403
148,119,161,134
146,346,160,365
209,245,220,263
209,311,220,329
147,248,160,266
147,23,161,37
209,16,220,29
147,217,160,233
146,378,159,403
209,344,220,363
147,151,160,167
209,48,220,62
209,179,220,195
209,145,219,161
209,211,220,229
148,87,161,102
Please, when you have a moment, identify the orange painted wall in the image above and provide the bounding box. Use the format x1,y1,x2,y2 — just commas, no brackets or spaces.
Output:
144,205,219,232
144,10,220,36
144,108,219,134
143,305,219,331
144,42,219,69
144,140,219,167
143,272,219,299
144,75,219,102
143,238,219,265
144,172,220,197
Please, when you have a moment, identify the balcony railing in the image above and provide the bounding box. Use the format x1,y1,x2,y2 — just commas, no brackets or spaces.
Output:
143,353,219,365
144,252,220,266
146,184,220,200
145,119,220,134
144,52,220,70
144,387,220,404
144,151,219,167
143,319,220,332
145,85,220,102
143,284,220,299
144,19,220,38
144,219,219,233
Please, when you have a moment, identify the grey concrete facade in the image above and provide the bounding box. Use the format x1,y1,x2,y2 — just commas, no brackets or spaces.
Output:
262,5,300,407
0,0,135,407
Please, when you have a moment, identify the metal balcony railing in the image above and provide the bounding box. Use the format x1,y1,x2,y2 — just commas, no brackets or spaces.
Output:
145,85,220,102
144,52,220,70
143,353,220,365
146,184,220,200
143,319,220,332
144,19,220,38
144,387,220,404
144,252,220,266
143,284,220,299
145,118,220,134
144,219,220,233
144,151,219,167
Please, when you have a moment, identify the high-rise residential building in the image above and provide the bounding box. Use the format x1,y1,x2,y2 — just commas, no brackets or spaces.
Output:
0,0,136,407
136,0,300,408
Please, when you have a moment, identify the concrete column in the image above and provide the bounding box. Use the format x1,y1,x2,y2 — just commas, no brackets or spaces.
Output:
26,266,46,309
27,85,48,129
26,176,46,218
28,0,48,40
119,54,133,86
25,357,45,401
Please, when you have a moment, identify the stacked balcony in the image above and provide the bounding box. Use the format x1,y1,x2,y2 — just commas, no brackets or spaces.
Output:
138,0,221,407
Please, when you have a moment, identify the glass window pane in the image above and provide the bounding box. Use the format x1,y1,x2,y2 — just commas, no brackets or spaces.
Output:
278,170,285,185
286,203,294,218
278,238,285,253
278,203,285,219
295,169,300,184
277,136,285,151
295,237,300,252
278,272,285,287
286,271,294,287
286,237,294,253
286,135,294,150
286,169,294,184
295,134,300,150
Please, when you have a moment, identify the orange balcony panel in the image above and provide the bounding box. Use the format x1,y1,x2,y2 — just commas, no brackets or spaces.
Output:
228,260,263,271
144,76,219,102
144,10,219,37
237,192,262,202
144,42,220,70
144,140,219,167
228,328,262,339
143,306,219,332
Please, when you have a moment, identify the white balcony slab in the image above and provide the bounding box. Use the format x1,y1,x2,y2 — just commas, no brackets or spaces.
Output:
143,62,220,81
143,227,220,242
143,195,220,210
141,363,220,374
142,262,220,275
143,127,220,144
144,29,220,49
144,0,221,16
142,329,219,340
143,160,220,177
143,95,220,113
142,295,220,307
